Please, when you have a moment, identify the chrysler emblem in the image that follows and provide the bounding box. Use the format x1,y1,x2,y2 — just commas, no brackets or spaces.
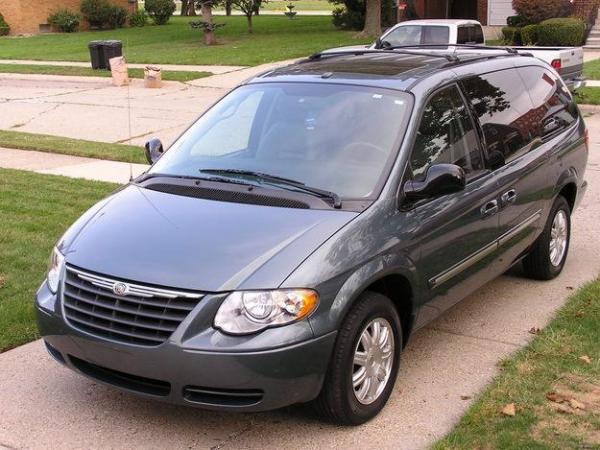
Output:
112,282,129,296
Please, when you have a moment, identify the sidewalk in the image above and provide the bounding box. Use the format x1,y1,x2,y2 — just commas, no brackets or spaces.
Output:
0,59,246,74
0,147,147,183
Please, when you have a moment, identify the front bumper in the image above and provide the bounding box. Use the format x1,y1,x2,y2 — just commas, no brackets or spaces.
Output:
36,284,337,412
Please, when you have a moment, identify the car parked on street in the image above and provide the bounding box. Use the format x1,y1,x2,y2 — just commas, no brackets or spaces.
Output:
37,47,588,425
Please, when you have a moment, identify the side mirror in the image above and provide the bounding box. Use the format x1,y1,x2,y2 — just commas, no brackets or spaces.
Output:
374,38,383,49
144,138,165,164
403,164,466,201
374,38,391,49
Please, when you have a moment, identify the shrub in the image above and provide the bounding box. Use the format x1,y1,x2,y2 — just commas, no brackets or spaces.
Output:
537,18,585,46
129,9,148,27
145,0,176,25
48,9,81,32
506,14,527,27
80,0,111,28
0,13,9,36
512,0,573,24
520,24,538,45
330,0,396,31
106,4,128,28
501,26,521,45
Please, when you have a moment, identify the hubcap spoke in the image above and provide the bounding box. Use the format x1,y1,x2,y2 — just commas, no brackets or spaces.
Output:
549,210,568,267
352,318,395,405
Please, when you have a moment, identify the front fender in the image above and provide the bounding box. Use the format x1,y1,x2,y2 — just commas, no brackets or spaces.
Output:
305,253,420,338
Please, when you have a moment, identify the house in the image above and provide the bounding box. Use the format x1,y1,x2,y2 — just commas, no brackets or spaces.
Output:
408,0,516,26
0,0,136,35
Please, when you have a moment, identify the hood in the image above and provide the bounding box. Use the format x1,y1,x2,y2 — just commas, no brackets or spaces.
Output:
64,185,357,292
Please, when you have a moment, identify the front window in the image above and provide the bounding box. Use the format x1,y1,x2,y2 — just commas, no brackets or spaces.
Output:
382,25,450,47
150,83,412,199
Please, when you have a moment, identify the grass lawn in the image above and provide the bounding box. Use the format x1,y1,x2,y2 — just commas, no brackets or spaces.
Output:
0,130,147,164
574,87,600,105
0,169,117,352
434,280,600,449
0,63,211,82
0,16,368,66
583,58,600,80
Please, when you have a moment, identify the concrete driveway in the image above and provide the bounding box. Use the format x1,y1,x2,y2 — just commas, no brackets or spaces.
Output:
0,84,599,449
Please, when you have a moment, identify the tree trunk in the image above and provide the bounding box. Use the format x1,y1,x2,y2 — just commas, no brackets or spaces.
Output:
225,0,232,16
361,0,382,37
202,4,216,45
188,1,197,15
253,0,260,15
181,0,189,16
247,14,253,33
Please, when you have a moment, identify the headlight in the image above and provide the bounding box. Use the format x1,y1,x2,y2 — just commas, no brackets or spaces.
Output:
47,247,65,294
214,289,319,335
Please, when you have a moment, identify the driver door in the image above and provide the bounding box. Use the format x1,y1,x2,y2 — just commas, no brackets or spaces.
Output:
402,84,503,325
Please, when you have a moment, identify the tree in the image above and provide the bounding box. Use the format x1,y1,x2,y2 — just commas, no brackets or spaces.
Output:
190,0,223,45
361,0,381,37
231,0,258,32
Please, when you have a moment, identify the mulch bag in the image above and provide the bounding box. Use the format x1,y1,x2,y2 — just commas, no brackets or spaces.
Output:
144,66,162,89
109,56,129,87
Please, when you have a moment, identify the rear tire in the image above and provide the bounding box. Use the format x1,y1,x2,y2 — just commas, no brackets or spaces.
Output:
522,196,571,280
312,291,402,425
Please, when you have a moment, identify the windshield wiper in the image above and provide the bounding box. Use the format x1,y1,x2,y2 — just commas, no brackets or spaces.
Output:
136,172,255,187
200,169,342,208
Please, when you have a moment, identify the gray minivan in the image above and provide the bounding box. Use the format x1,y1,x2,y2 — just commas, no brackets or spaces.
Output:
37,47,588,425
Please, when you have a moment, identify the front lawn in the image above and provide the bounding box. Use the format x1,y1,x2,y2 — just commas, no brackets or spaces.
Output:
0,130,147,163
583,58,600,80
434,279,600,449
0,63,211,82
0,16,367,66
0,169,116,352
574,87,600,105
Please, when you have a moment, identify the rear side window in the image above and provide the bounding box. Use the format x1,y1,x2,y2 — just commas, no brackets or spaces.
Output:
518,66,577,138
457,25,484,44
410,85,483,181
457,26,469,44
472,26,484,44
461,69,535,164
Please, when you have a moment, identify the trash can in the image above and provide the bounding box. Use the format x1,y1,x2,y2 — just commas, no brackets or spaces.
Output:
103,40,123,70
88,40,106,70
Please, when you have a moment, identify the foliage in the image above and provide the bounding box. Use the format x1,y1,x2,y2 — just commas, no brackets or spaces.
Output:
48,9,81,33
189,20,225,31
80,0,112,28
506,14,527,27
106,4,128,28
537,17,585,46
231,0,259,31
512,0,573,24
0,13,11,36
501,26,521,45
145,0,177,25
128,9,148,26
520,23,538,45
330,0,395,31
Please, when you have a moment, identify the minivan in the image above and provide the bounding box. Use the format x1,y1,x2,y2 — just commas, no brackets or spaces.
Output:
37,47,588,425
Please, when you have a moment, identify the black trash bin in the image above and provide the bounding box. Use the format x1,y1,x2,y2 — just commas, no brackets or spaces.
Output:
88,40,106,70
102,40,123,70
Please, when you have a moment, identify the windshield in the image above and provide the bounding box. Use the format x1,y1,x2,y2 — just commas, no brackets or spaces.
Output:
382,25,450,46
150,83,412,199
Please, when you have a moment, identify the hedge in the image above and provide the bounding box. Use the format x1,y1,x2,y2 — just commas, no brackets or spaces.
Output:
537,18,585,46
501,26,522,45
520,24,538,45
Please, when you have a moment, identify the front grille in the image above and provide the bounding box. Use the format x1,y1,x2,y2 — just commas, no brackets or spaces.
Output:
62,266,204,346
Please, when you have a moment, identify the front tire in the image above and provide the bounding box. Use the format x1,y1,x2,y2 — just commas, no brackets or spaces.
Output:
312,291,402,425
523,196,571,280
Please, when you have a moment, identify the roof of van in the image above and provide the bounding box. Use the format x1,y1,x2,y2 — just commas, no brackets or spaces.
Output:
248,49,542,92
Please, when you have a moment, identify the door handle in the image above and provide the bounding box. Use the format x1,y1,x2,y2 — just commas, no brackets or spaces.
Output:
481,199,499,217
501,189,517,204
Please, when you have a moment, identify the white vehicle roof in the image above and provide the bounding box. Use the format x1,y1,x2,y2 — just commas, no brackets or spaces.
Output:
394,19,482,26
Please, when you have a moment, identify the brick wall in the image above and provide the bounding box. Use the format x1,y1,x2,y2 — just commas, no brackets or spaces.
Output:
1,0,136,35
477,0,488,25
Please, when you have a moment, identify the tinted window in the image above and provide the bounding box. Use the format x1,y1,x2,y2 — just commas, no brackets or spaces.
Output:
457,26,469,44
518,66,578,138
151,83,412,199
472,25,484,44
461,69,535,164
411,85,483,181
383,25,450,46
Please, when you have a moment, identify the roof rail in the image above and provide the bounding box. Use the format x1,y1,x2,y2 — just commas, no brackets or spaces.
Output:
307,48,459,63
382,43,519,54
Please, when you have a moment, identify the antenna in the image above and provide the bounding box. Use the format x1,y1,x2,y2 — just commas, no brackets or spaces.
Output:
126,37,134,183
